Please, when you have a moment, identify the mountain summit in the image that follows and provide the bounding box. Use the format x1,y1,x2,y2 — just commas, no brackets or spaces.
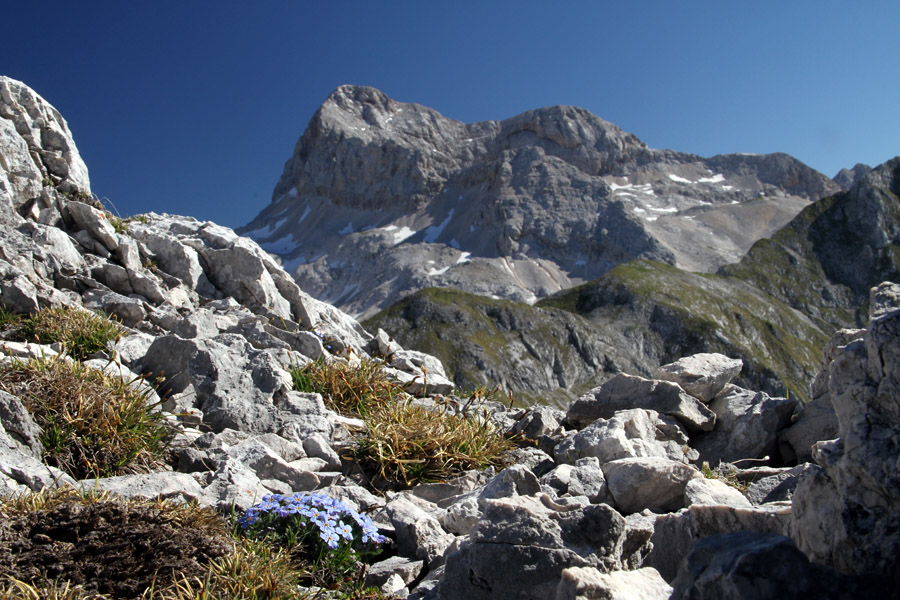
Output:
242,85,838,318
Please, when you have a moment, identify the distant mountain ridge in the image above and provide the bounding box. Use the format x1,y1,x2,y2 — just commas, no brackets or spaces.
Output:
365,158,900,404
241,85,839,318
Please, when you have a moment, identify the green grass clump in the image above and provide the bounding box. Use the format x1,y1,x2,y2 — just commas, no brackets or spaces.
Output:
0,356,168,479
290,359,513,487
360,398,513,486
291,358,399,416
17,306,124,361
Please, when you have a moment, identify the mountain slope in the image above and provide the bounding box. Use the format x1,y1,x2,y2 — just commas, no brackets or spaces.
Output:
242,85,838,318
365,260,829,405
722,157,900,329
367,157,900,403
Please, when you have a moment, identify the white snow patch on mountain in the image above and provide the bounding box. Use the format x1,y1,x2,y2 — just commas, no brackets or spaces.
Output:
423,209,455,243
259,235,297,254
427,265,451,276
668,174,692,184
243,218,287,240
338,222,354,235
297,206,312,225
382,225,418,245
698,174,726,183
456,252,472,264
649,206,678,213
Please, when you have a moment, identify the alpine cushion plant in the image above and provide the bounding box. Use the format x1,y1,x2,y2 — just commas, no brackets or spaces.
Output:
236,492,386,590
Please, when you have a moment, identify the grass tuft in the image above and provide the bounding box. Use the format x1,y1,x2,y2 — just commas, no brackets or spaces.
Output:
290,359,513,487
0,356,169,479
16,307,124,361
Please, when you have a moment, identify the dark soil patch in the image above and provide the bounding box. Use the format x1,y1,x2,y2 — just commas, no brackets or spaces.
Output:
0,499,233,598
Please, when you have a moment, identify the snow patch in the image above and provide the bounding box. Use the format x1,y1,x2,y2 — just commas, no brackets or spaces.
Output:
381,225,418,245
575,260,587,266
243,217,288,240
338,222,354,235
633,207,646,213
649,206,678,213
423,209,454,243
456,252,472,264
469,225,475,233
698,174,726,183
427,266,451,276
667,174,693,184
259,234,297,254
449,239,460,249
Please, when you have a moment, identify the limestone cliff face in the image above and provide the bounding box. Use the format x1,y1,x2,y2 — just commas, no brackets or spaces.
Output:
723,157,900,330
243,85,838,319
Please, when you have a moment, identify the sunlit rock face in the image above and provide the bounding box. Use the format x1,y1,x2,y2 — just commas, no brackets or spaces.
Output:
242,84,838,319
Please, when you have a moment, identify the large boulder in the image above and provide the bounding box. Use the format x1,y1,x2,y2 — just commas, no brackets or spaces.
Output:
438,495,645,600
602,457,702,514
691,385,797,465
655,353,743,403
554,408,692,465
567,374,715,433
790,283,900,587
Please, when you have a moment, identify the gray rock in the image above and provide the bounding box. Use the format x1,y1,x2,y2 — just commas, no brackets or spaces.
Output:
224,439,319,491
554,408,691,465
602,457,701,514
65,201,118,252
365,556,424,590
568,374,716,433
655,353,743,403
88,472,205,504
670,531,880,600
0,390,43,458
302,434,342,471
387,495,456,569
438,495,643,600
477,463,541,507
691,385,797,465
683,478,752,508
556,566,672,600
790,289,900,583
509,405,564,440
82,288,146,327
201,457,272,511
646,503,793,582
744,464,812,505
0,445,75,491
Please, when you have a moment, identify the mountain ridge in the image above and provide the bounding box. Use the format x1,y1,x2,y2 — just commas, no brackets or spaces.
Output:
242,85,839,319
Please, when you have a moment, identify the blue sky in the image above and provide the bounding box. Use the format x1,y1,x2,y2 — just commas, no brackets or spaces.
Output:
2,1,897,228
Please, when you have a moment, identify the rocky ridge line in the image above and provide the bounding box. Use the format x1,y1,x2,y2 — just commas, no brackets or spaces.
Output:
243,84,839,318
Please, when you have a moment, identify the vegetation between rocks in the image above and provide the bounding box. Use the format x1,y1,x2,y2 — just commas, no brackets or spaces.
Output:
291,358,514,487
1,306,124,362
0,356,169,479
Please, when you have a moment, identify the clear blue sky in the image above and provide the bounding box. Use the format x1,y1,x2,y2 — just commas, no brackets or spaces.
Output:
2,1,897,228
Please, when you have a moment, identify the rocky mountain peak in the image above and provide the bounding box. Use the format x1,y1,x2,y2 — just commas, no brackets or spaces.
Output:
832,162,872,190
247,86,841,319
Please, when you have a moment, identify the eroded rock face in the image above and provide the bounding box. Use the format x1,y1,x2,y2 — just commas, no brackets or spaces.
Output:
790,282,900,586
0,76,90,225
243,85,838,319
567,373,716,433
438,495,643,600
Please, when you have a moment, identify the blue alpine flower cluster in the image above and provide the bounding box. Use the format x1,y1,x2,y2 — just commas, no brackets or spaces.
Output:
237,492,386,550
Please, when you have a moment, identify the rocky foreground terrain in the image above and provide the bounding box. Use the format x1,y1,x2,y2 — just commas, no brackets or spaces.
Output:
1,75,899,599
241,85,841,319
